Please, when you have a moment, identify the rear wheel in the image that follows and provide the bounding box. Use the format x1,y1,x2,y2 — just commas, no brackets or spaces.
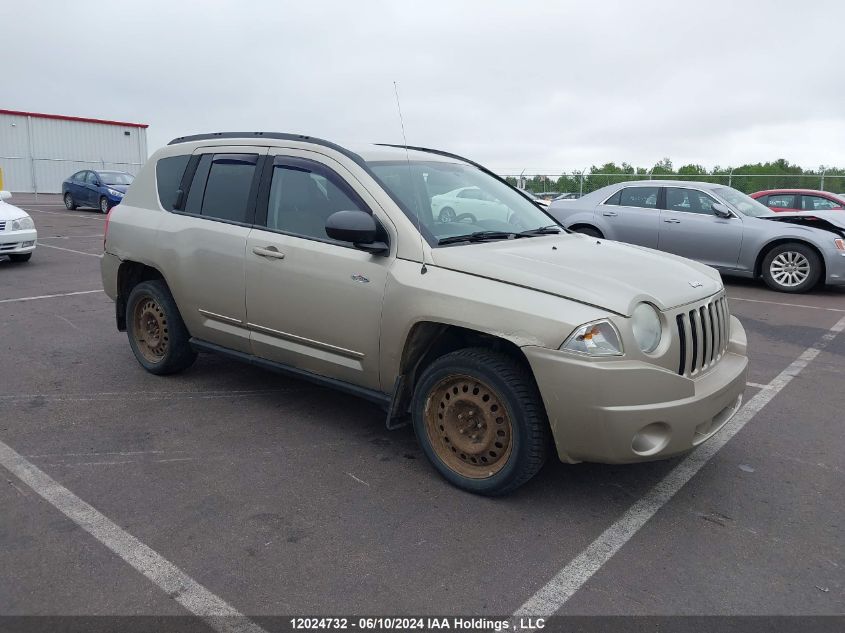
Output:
99,196,111,214
438,207,456,223
9,253,32,263
126,280,196,374
412,348,549,495
573,226,603,238
64,193,77,210
761,242,821,293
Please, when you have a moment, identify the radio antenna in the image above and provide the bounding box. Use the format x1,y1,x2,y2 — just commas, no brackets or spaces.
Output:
393,81,427,274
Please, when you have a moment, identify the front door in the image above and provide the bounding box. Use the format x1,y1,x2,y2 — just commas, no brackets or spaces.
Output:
245,150,392,391
658,186,744,270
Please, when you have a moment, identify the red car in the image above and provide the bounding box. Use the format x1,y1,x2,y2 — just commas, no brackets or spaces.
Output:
750,189,845,212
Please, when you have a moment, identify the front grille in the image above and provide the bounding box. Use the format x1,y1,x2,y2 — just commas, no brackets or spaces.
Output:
675,294,729,377
0,221,6,231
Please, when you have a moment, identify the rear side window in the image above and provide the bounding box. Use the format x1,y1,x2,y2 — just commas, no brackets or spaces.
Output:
156,155,190,210
603,190,622,205
72,171,86,181
768,194,796,209
184,153,259,223
619,186,658,209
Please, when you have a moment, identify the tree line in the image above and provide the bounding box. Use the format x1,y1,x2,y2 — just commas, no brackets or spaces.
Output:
505,159,845,195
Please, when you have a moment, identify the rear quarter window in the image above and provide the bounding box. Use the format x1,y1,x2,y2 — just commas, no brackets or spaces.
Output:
156,155,191,210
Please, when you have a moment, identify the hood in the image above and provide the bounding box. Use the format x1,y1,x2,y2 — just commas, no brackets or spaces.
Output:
761,211,845,236
0,200,30,222
430,233,723,316
104,184,129,193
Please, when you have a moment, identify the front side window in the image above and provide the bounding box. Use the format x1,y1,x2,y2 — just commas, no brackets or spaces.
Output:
619,186,658,209
367,160,554,245
184,153,258,223
664,187,719,214
802,195,841,210
99,171,135,186
265,158,369,241
767,194,797,209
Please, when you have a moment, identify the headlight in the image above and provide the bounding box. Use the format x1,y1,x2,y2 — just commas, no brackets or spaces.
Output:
631,303,662,353
561,319,623,356
11,216,35,231
107,188,124,197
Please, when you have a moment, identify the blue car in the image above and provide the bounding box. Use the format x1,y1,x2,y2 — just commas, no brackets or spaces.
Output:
62,169,135,214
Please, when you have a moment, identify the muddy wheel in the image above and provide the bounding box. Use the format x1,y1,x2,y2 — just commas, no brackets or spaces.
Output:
126,280,196,375
412,348,549,495
761,242,821,293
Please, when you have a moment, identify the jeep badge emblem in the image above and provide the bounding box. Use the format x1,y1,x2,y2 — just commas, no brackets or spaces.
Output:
689,280,703,288
351,274,370,283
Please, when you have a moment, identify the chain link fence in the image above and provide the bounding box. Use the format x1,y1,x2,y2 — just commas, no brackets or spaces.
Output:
503,172,845,198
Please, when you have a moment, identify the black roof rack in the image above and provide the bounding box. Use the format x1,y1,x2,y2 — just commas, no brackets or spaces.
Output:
167,132,368,168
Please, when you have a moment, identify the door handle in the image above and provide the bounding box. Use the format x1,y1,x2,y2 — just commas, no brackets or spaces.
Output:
602,211,618,217
663,218,681,224
252,246,286,260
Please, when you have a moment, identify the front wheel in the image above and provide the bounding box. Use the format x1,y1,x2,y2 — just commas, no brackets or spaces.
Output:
126,280,197,375
574,226,603,238
412,348,549,495
761,243,821,293
99,196,111,214
64,193,77,210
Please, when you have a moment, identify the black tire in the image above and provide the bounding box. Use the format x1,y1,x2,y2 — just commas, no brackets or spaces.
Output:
64,192,77,210
438,207,456,223
411,347,549,496
126,280,197,375
99,196,111,214
573,226,603,238
9,253,32,263
761,242,821,293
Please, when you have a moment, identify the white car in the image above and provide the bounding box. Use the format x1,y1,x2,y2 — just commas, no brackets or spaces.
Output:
431,186,512,223
0,191,37,262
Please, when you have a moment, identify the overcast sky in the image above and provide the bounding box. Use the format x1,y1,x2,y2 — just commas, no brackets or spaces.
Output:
6,0,844,173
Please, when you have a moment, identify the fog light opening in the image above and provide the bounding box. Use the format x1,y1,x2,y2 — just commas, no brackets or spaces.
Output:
631,422,671,456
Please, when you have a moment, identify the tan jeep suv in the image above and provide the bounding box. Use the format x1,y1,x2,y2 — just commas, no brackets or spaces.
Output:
102,132,748,495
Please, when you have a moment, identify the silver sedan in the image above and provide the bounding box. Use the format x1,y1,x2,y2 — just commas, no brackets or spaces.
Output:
548,180,845,293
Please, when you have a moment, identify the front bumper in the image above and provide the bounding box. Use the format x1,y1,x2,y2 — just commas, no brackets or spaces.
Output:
825,251,845,286
525,315,748,464
0,229,37,255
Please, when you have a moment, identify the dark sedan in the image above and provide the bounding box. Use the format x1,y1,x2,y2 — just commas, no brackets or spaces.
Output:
62,170,135,214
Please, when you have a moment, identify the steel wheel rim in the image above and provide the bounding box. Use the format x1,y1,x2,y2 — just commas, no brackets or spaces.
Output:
423,373,513,479
64,194,73,209
132,296,169,363
770,251,810,287
100,198,109,214
439,207,456,223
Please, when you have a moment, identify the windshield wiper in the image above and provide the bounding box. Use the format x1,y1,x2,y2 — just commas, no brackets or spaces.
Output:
437,231,515,245
517,225,562,237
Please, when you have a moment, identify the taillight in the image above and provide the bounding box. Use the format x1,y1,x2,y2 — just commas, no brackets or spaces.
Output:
103,208,112,251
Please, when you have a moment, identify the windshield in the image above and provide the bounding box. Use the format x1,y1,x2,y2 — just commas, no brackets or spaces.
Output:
714,186,773,217
367,160,556,245
99,172,134,186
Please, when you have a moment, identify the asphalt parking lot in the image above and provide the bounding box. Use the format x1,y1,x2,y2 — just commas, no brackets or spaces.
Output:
1,194,843,626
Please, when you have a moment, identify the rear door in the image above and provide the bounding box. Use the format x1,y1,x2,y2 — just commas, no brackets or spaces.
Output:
598,186,660,247
157,145,268,353
658,186,744,269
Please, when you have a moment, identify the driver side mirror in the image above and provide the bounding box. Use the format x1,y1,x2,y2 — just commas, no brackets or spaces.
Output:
711,203,732,218
325,210,389,255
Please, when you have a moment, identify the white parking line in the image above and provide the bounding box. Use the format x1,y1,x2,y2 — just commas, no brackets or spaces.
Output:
25,208,103,220
729,296,845,313
0,439,267,633
0,289,103,304
37,243,101,257
746,381,771,390
39,235,104,240
514,313,845,617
